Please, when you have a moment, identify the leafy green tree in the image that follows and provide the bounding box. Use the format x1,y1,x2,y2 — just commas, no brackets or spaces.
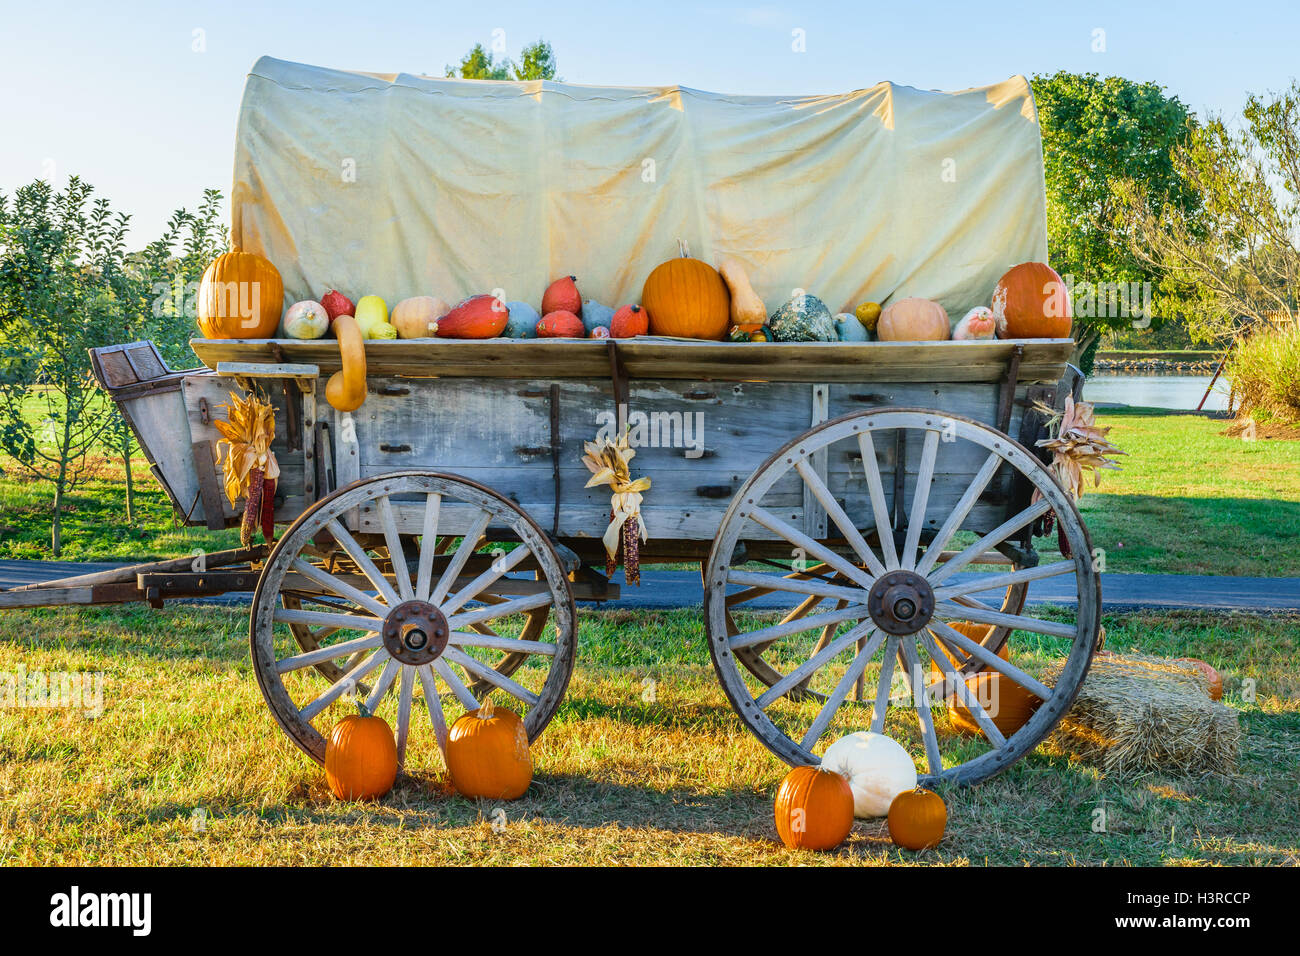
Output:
446,43,511,80
1117,82,1300,344
0,178,226,552
513,40,558,81
1033,72,1200,365
446,39,557,81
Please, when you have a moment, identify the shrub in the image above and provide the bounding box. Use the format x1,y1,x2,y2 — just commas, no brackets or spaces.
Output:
1227,325,1300,426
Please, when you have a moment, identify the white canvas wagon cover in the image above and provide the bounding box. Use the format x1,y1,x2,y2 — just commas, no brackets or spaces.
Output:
231,56,1047,318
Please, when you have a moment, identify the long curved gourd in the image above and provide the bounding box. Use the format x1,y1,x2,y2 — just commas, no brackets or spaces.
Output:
326,314,367,412
717,257,767,329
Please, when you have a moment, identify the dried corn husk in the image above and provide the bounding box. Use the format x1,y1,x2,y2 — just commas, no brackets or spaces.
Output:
582,432,650,584
214,390,280,544
1031,395,1124,500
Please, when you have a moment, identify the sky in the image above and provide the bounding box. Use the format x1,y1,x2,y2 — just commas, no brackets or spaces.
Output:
2,0,1298,244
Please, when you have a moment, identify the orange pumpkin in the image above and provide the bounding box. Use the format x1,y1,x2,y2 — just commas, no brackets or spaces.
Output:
1176,658,1224,701
948,670,1040,737
992,262,1072,339
642,240,731,340
774,765,854,851
610,304,649,338
446,698,533,799
877,297,950,341
324,705,398,800
887,787,947,850
197,250,284,339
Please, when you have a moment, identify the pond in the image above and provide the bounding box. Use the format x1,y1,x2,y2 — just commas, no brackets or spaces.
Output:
1083,372,1231,412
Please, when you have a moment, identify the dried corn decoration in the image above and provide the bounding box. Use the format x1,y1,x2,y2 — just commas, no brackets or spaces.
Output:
214,390,281,545
1029,395,1123,556
581,433,650,584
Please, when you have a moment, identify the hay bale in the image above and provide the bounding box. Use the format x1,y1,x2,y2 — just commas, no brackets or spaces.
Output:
1043,653,1240,776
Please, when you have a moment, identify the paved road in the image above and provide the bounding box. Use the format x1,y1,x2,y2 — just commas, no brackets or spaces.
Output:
1,559,1297,612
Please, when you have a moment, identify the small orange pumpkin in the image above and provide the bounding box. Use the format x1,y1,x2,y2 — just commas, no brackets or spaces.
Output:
642,239,731,340
887,787,947,850
1176,658,1224,701
992,261,1072,338
324,703,398,800
948,670,1041,737
774,765,854,851
446,698,533,799
197,250,284,339
877,297,950,341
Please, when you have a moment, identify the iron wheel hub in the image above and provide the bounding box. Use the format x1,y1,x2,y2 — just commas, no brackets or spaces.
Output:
381,599,449,665
867,570,935,635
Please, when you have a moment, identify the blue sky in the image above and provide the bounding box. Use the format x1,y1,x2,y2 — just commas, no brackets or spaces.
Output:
3,0,1297,243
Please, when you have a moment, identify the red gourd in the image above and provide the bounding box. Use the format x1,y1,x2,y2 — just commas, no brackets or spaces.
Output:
438,295,509,339
610,304,649,338
536,310,585,338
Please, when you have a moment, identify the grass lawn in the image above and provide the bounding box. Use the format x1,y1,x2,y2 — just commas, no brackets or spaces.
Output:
0,604,1294,866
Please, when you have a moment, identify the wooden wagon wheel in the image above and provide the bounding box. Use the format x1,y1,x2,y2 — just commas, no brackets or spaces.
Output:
250,471,577,767
704,408,1100,786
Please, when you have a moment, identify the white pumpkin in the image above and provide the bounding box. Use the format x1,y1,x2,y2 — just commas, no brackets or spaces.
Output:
953,306,997,341
283,299,329,340
819,732,917,817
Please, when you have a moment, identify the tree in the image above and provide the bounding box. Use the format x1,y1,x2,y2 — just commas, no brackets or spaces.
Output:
1032,72,1200,365
446,39,557,81
1116,82,1300,343
0,178,226,553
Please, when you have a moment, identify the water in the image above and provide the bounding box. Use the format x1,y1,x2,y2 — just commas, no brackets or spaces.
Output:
1083,372,1230,412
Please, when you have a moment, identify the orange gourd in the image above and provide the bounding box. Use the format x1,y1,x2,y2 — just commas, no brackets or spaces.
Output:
887,788,947,850
948,670,1040,736
536,310,585,338
717,257,766,330
324,704,398,800
438,294,509,339
446,698,532,799
642,240,731,340
877,297,950,341
774,765,854,851
325,314,367,412
610,304,649,338
197,250,284,339
1176,658,1224,701
992,262,1073,339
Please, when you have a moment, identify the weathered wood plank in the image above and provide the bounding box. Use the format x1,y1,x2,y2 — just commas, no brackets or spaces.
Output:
189,337,1072,384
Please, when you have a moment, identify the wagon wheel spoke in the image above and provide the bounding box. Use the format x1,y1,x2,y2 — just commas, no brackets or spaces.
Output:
901,429,941,570
324,519,402,606
727,602,868,651
927,499,1053,586
429,510,493,605
793,459,886,577
747,507,874,591
443,539,534,615
365,657,402,713
377,495,415,602
934,600,1075,640
898,637,942,774
448,592,553,630
299,650,387,722
273,607,383,632
443,647,541,709
916,628,1006,748
870,634,900,733
433,658,480,711
755,618,875,708
929,619,1052,700
932,560,1076,601
414,492,443,601
290,558,388,617
916,451,1003,576
275,632,385,673
801,627,886,749
726,568,863,604
449,631,559,655
724,561,831,606
416,664,449,758
395,666,415,767
857,430,900,570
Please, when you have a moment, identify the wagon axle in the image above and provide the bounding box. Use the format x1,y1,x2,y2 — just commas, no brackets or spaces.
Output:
866,570,935,636
381,600,450,665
